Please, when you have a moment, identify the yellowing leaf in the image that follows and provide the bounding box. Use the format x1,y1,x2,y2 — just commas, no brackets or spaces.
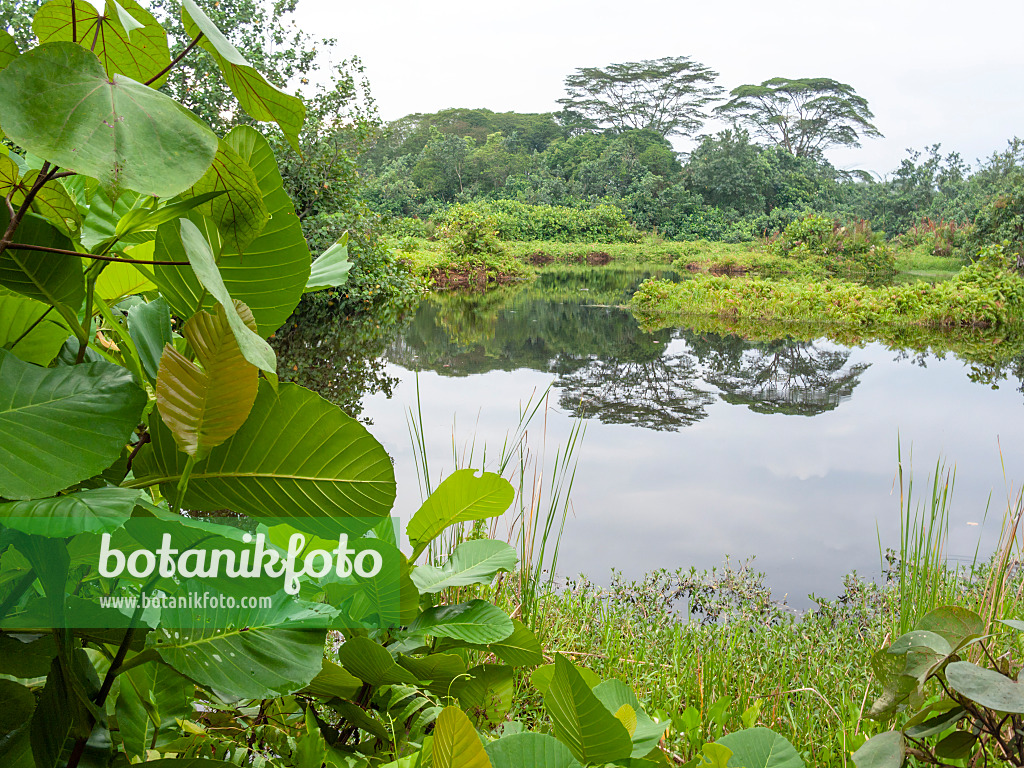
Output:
614,704,637,737
156,300,258,460
95,259,156,304
432,706,493,768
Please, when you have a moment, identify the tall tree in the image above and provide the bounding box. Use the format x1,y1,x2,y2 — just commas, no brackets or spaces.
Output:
716,77,882,158
557,55,723,138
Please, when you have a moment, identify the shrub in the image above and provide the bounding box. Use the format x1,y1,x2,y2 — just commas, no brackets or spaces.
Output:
443,199,641,243
768,214,896,275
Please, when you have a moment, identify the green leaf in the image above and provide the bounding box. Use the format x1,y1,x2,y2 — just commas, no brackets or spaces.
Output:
543,655,633,765
456,664,514,730
0,487,145,537
181,0,305,150
397,652,467,696
0,209,84,313
302,659,362,701
153,126,310,337
33,0,171,86
96,260,156,307
531,662,601,696
335,636,417,687
0,287,70,366
485,733,583,768
29,653,97,768
852,732,904,768
156,301,259,459
699,743,734,768
591,679,664,758
946,661,1024,713
146,592,329,699
127,295,171,381
441,618,544,667
0,42,217,199
306,237,353,292
133,381,396,539
933,730,977,760
407,470,515,559
411,539,518,594
0,679,35,768
999,619,1024,632
176,218,276,375
904,706,966,739
409,599,513,644
888,630,952,657
0,634,58,678
0,350,146,499
115,661,193,759
917,606,984,651
432,706,493,768
181,139,268,255
717,727,804,768
0,31,17,72
3,170,83,236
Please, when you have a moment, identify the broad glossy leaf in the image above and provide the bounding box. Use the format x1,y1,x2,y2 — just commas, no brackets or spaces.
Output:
432,706,492,768
544,654,633,765
0,679,35,768
176,219,276,374
127,295,170,380
147,592,329,699
398,652,467,696
717,727,804,768
485,732,582,768
306,237,353,292
0,487,145,537
116,761,238,768
440,618,544,667
852,731,904,768
335,636,417,687
946,661,1024,712
412,539,517,593
592,679,663,758
133,381,396,539
905,706,966,739
33,0,171,86
302,659,362,701
409,599,513,644
888,630,952,657
0,31,17,72
1000,619,1024,632
153,127,310,337
29,653,97,768
0,42,217,199
0,209,84,312
0,350,146,499
156,301,258,459
456,664,514,729
181,0,305,150
115,661,193,759
933,730,977,760
917,606,984,651
1,169,82,236
0,288,70,365
181,139,268,255
81,187,140,250
531,662,601,695
407,470,515,559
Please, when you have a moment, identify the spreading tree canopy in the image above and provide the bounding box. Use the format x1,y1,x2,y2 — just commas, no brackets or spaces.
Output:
716,77,882,158
557,55,723,138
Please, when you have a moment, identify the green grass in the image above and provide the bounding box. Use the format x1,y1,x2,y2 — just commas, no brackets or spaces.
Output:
390,236,530,286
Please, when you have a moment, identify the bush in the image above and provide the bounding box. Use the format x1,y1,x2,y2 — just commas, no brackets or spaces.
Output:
437,205,507,260
767,214,896,275
962,180,1024,268
443,199,641,243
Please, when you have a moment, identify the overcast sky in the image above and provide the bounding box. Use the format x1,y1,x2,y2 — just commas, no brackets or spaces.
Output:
295,0,1023,176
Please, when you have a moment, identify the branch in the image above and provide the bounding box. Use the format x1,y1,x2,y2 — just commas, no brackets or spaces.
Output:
1,242,189,266
145,32,204,86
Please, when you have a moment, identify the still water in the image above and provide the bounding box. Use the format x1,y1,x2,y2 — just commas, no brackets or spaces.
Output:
284,269,1024,609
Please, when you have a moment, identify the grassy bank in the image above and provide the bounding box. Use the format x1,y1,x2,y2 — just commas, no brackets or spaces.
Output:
630,245,1024,330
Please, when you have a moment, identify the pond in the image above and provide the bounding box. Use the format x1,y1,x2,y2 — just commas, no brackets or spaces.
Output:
277,269,1024,610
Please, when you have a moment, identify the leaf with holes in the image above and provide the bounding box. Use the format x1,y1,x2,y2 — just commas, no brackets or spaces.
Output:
132,381,396,539
33,0,171,86
0,42,217,198
181,0,305,150
0,350,146,499
156,301,258,459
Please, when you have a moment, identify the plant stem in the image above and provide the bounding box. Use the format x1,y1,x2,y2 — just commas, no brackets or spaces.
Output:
0,242,189,265
145,32,204,86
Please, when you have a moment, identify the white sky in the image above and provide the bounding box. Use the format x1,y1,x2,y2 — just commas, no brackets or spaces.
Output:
295,0,1024,176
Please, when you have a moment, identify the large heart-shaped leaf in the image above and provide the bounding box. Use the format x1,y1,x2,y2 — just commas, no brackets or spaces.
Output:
302,659,362,701
1,169,82,236
146,592,329,699
0,288,70,365
181,0,305,150
544,654,633,765
0,209,84,313
305,237,353,293
153,126,310,337
132,381,396,539
115,661,193,759
917,606,984,651
432,706,493,768
411,539,517,593
0,31,17,72
95,261,156,305
335,636,416,687
407,470,515,559
441,618,544,667
486,733,582,768
455,664,514,729
0,487,145,537
156,300,259,459
852,731,905,768
0,350,146,499
0,42,217,198
946,661,1024,713
409,599,513,644
33,0,171,86
180,138,268,255
591,679,664,758
717,727,805,768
